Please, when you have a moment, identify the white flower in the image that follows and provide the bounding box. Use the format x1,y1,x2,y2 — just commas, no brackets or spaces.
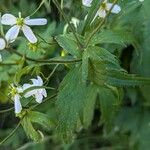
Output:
0,38,6,50
23,76,47,103
1,12,47,43
139,0,144,2
82,0,93,7
10,84,23,114
83,0,121,19
95,0,121,18
0,33,15,50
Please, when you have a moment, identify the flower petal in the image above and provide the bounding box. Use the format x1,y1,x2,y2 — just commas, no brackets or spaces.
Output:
0,54,2,62
35,92,43,103
97,9,107,18
14,94,22,114
37,76,43,85
5,25,20,43
42,89,47,98
1,14,17,25
17,86,23,93
24,90,36,98
25,18,47,26
106,3,121,14
0,38,6,50
22,25,37,43
82,0,93,7
22,83,32,90
23,84,36,98
31,79,39,85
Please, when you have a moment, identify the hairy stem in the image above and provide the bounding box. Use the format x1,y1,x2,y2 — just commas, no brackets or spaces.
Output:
7,48,82,64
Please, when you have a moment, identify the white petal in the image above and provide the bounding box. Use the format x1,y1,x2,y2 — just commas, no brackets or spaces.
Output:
14,94,22,114
25,18,47,26
23,84,37,98
22,83,32,90
0,38,6,50
22,25,37,43
37,76,43,85
42,89,47,98
35,92,43,103
17,86,23,93
97,9,107,18
5,25,20,43
0,54,2,62
31,79,39,86
82,0,93,7
1,14,17,25
106,3,121,14
24,90,36,98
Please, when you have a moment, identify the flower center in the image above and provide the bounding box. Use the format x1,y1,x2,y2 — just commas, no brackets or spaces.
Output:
16,18,24,27
10,87,18,97
28,42,38,51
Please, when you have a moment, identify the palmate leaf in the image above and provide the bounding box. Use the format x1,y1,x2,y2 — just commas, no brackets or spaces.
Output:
56,66,87,141
56,65,121,141
56,44,150,142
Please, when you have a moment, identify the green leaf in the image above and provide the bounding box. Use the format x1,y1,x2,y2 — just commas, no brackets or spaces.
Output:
84,46,150,87
29,111,55,130
56,66,87,141
105,71,150,87
89,29,136,47
55,34,83,58
98,87,121,130
82,51,89,83
82,84,98,128
21,116,41,142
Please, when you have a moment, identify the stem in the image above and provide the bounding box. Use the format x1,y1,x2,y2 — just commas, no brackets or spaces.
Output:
23,86,56,96
0,121,21,145
0,107,14,114
0,62,18,66
85,0,119,48
52,0,83,49
7,48,82,64
29,0,45,17
44,64,59,85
